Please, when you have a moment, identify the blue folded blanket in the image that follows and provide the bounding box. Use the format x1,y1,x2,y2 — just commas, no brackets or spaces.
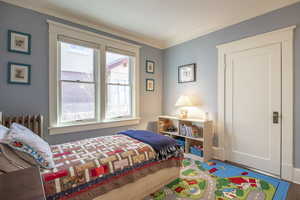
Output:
118,130,182,160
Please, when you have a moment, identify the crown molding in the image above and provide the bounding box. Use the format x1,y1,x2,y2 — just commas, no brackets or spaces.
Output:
162,0,300,49
2,0,299,49
0,0,165,49
47,20,142,50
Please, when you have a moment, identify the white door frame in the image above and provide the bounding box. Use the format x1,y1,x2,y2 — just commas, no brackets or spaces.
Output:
217,26,295,181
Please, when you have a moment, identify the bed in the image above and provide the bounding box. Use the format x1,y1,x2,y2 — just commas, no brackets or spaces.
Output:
0,115,182,200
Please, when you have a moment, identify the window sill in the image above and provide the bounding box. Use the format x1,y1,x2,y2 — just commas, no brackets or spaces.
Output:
49,118,140,135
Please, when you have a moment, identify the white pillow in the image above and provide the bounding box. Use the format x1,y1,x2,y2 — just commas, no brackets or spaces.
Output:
0,125,9,143
3,123,54,169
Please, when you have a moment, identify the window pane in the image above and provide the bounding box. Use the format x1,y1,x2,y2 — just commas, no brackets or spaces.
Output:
106,85,131,119
106,51,130,84
60,42,94,82
106,51,133,119
61,82,95,122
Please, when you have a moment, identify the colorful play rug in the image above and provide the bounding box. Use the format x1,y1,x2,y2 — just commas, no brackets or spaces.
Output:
144,158,289,200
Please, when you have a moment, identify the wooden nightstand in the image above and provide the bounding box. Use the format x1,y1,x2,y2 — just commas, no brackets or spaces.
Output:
0,167,45,200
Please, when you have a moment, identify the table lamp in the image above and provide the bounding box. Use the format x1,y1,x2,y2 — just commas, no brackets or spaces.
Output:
175,95,193,119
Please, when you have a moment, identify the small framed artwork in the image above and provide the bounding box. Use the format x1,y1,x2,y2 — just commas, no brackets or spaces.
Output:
146,79,155,92
8,30,31,55
8,62,31,85
178,63,196,83
146,60,155,73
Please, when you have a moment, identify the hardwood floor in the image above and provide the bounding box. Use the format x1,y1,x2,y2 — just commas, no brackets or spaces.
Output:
287,182,300,200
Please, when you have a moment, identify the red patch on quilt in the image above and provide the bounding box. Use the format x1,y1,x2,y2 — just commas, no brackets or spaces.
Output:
241,172,249,175
139,147,151,152
103,165,109,173
53,151,71,158
90,165,109,177
107,149,124,155
114,149,124,153
43,169,68,182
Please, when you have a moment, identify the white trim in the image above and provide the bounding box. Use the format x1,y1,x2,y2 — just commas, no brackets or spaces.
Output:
283,163,294,182
49,118,140,135
47,20,141,50
49,21,140,134
1,0,164,49
293,168,300,184
163,4,298,49
133,51,140,119
216,26,296,50
217,25,295,181
212,147,225,160
3,0,299,49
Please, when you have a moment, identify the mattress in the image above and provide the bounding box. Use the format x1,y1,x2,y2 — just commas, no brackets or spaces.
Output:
40,135,182,200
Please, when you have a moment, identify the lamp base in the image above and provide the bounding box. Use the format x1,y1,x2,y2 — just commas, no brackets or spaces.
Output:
179,109,188,119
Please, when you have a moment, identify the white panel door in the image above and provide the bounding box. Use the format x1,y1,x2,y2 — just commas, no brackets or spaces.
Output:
225,43,281,175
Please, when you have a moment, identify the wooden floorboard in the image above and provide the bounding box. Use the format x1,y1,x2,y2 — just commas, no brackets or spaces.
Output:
287,182,300,200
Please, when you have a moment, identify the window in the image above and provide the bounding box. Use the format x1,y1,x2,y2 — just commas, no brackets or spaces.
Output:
106,51,134,119
59,42,97,123
48,21,140,134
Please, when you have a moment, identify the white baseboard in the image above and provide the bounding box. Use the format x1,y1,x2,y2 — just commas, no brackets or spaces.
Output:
212,148,300,184
212,147,225,161
293,168,300,184
281,163,293,182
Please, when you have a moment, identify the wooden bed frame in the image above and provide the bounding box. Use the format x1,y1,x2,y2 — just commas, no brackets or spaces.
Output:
1,114,181,200
95,167,180,200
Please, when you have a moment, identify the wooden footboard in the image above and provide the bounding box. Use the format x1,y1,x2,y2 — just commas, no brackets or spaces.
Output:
94,167,180,200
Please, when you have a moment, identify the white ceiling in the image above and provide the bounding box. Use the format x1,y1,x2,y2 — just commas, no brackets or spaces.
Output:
2,0,300,49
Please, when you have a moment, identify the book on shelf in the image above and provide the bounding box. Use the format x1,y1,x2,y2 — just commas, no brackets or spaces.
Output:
179,124,199,138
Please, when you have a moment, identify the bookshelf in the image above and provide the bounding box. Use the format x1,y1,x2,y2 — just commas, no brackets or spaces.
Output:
158,115,213,162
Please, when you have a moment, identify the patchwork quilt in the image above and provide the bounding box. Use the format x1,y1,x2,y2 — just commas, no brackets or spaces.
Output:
41,135,159,200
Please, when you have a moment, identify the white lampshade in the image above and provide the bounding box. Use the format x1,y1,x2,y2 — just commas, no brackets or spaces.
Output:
175,95,193,107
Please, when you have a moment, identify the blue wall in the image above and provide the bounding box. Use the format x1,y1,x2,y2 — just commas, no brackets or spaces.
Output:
2,1,300,167
0,2,163,144
163,3,300,167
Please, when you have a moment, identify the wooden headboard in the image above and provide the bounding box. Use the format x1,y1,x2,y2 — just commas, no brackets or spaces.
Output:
1,114,44,137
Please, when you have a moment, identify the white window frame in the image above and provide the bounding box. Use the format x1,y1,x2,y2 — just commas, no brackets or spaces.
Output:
48,20,140,135
58,40,99,125
105,49,135,121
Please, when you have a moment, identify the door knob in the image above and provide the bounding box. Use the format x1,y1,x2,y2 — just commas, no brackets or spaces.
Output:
273,112,279,124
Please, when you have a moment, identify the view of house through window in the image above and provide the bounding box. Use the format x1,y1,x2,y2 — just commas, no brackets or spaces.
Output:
60,42,96,122
106,51,132,119
49,24,140,131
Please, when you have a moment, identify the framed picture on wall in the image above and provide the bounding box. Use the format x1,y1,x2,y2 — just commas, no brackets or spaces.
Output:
146,60,155,73
146,79,155,91
8,62,31,85
178,63,196,83
8,30,31,55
